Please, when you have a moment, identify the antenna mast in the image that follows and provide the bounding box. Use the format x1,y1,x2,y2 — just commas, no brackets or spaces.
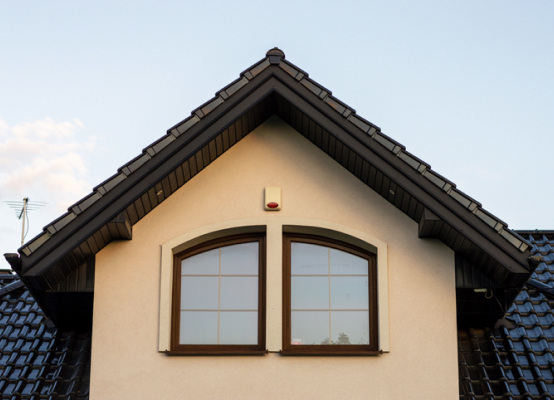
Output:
20,197,28,246
4,197,48,246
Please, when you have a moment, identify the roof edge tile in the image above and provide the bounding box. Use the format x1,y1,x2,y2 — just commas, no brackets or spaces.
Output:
45,212,77,235
120,154,151,176
16,48,532,268
172,115,201,136
20,232,52,256
279,60,307,81
449,188,480,211
94,173,126,195
397,151,431,172
241,58,271,80
218,76,249,100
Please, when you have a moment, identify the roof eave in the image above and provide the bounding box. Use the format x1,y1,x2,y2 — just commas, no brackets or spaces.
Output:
16,50,532,293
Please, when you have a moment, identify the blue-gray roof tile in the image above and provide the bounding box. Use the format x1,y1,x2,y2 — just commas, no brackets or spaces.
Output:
0,272,90,399
459,232,554,399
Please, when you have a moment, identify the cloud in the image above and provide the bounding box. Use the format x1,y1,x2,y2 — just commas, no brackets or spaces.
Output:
0,116,96,213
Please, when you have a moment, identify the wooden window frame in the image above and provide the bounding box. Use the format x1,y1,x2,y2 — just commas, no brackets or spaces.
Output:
282,234,379,355
170,234,266,355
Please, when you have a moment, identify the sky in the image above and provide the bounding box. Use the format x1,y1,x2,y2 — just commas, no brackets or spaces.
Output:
1,1,553,268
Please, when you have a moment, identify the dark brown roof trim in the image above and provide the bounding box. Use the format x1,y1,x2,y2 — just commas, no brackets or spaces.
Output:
19,74,279,281
15,48,531,289
270,71,529,278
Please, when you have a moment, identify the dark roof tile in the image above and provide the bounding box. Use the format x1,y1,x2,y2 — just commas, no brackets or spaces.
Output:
347,113,374,134
241,58,270,80
449,188,480,212
397,150,430,172
422,169,454,192
301,76,330,100
46,212,77,235
194,96,224,118
279,59,306,80
0,272,90,399
145,133,176,156
119,154,151,176
21,232,52,257
218,76,249,100
171,114,200,136
459,232,554,399
94,172,126,195
16,48,532,278
322,92,352,116
373,131,405,154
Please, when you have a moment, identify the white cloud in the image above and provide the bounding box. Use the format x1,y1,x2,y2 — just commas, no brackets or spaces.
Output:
0,116,96,214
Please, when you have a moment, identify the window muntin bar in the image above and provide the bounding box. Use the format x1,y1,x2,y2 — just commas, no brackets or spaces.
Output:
171,234,266,353
283,234,377,353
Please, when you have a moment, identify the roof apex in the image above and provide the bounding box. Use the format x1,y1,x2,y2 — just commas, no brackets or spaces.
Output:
13,48,533,299
266,47,285,62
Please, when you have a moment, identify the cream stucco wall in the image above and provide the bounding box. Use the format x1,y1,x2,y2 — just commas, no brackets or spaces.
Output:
90,116,458,399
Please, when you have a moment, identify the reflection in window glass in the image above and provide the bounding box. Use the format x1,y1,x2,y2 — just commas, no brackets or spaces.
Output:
179,241,259,345
181,277,218,309
331,311,369,345
291,311,329,345
220,311,258,344
330,277,368,310
291,242,328,274
330,248,368,275
182,249,219,275
221,242,259,275
180,311,218,344
291,276,329,309
220,277,258,310
290,241,370,346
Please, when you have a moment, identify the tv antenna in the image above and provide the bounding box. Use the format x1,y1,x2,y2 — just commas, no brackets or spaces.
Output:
4,197,48,245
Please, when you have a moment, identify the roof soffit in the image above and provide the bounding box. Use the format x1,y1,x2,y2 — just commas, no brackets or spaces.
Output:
14,48,532,290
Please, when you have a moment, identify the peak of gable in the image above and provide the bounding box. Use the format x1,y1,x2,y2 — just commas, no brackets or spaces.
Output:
6,48,533,328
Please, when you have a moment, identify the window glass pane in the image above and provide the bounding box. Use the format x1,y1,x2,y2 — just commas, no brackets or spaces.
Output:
291,242,328,275
330,248,368,275
180,311,218,344
291,276,329,310
174,236,264,352
220,242,258,275
331,311,370,345
220,277,258,310
182,249,219,275
181,277,218,309
291,311,329,345
330,276,369,310
220,311,258,344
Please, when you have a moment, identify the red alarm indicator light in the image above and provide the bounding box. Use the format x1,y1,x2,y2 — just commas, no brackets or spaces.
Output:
264,187,281,211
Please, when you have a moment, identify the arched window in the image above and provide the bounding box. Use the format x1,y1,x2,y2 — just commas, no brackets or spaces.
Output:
161,223,387,355
171,234,266,354
282,234,378,354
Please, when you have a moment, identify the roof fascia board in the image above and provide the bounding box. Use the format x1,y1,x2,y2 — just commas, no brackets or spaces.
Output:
19,69,281,278
20,63,529,283
267,69,529,275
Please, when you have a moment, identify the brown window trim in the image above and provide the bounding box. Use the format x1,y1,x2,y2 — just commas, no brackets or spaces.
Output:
171,233,266,355
282,234,378,355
